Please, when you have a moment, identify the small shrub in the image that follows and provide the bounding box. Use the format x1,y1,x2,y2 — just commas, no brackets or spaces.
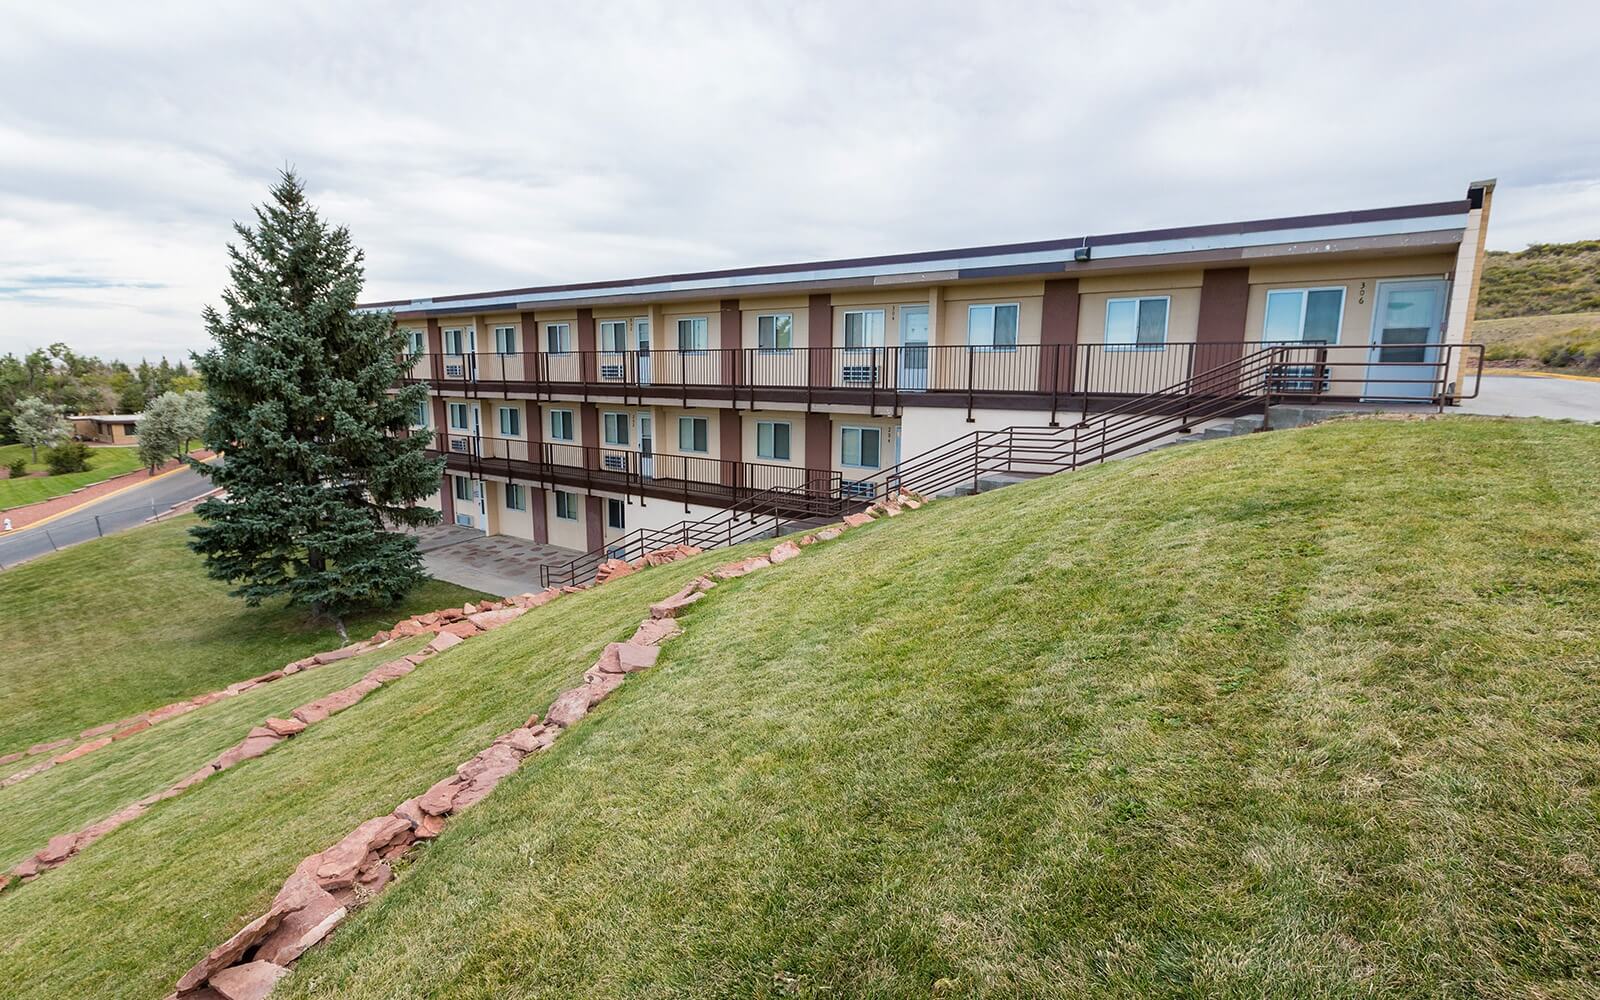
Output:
6,458,26,479
44,440,91,475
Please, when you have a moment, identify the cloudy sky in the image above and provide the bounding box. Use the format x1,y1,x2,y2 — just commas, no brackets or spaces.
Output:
2,0,1597,363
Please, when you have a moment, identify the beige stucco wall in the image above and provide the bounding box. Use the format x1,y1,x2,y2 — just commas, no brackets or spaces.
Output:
830,414,901,475
740,411,805,469
1076,278,1204,393
545,487,588,550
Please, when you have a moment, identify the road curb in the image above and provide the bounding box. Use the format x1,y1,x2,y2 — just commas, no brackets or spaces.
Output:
3,454,217,533
1480,368,1600,384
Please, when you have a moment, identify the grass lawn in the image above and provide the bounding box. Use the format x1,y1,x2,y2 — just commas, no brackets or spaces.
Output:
1473,311,1600,372
0,635,429,871
0,516,487,752
2,417,1598,998
0,443,145,509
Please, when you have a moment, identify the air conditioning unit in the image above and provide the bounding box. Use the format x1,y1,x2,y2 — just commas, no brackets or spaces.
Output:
840,479,876,500
449,437,470,453
602,454,628,471
444,363,465,378
841,365,878,386
599,364,625,380
455,513,474,527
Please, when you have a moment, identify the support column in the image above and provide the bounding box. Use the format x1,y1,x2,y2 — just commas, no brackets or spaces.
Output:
1195,267,1251,380
439,471,455,524
808,293,833,389
580,402,600,469
720,409,741,488
577,307,596,383
1039,278,1080,394
805,411,831,494
584,494,604,551
426,317,443,382
720,298,741,388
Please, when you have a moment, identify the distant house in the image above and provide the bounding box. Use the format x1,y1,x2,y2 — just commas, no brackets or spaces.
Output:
71,414,141,444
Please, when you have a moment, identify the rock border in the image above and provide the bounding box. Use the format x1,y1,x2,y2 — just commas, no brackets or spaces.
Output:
162,501,920,999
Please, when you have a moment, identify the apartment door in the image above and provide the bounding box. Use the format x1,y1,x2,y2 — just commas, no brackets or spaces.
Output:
475,479,487,532
635,318,652,386
637,412,654,479
898,306,930,390
1364,280,1447,400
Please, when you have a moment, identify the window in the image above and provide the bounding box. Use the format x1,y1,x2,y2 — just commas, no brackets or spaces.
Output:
493,326,517,354
599,320,628,353
634,317,650,348
447,402,470,431
843,310,885,349
677,317,708,352
443,328,468,355
603,412,630,446
1263,288,1345,344
504,483,526,511
549,409,574,441
841,427,881,468
679,416,709,453
757,313,793,352
1104,296,1170,351
545,323,572,354
404,329,425,356
607,498,626,530
756,421,791,461
554,490,578,521
453,477,472,501
409,399,428,428
498,406,521,436
968,303,1020,351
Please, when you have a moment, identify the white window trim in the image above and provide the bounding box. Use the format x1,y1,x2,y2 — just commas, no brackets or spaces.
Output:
554,490,579,521
443,328,470,355
453,476,472,501
606,497,626,530
678,415,710,453
756,313,794,353
497,406,522,437
840,425,882,469
1262,286,1347,345
404,329,426,356
598,319,629,353
602,411,629,446
549,408,575,442
504,483,526,512
755,420,792,461
447,402,470,431
545,322,573,355
1103,295,1172,353
410,399,429,430
492,326,517,354
967,302,1021,353
842,309,886,350
677,317,709,354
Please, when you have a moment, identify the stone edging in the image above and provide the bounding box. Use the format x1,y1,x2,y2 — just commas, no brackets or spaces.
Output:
162,496,921,1000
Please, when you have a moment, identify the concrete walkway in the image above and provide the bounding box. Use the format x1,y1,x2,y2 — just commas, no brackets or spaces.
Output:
409,524,585,597
1458,373,1600,422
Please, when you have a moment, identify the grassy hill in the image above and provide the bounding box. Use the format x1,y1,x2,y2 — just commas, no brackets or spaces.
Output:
2,417,1598,998
1473,241,1600,370
0,516,485,752
0,443,144,509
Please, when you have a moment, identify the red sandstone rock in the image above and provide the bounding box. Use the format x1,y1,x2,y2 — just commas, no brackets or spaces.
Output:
598,642,659,674
262,717,307,738
403,651,430,665
175,911,286,992
630,617,683,646
79,720,123,739
595,558,636,584
581,671,626,704
113,719,152,741
313,644,364,665
53,736,112,764
171,763,219,793
545,686,592,728
27,738,72,755
224,680,258,695
314,815,412,888
363,659,416,684
147,701,198,724
649,590,704,619
191,691,228,707
208,960,289,1000
77,803,146,846
0,751,21,767
213,733,281,770
798,534,819,546
12,857,43,879
416,776,464,816
390,619,433,638
254,887,344,965
418,612,441,626
425,630,465,654
497,726,551,754
462,602,479,614
468,607,526,630
290,703,330,725
815,526,843,541
37,832,80,865
368,629,392,644
843,512,873,527
451,745,523,810
769,540,802,564
714,555,770,579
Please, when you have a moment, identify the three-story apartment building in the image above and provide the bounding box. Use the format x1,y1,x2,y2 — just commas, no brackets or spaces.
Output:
371,181,1493,556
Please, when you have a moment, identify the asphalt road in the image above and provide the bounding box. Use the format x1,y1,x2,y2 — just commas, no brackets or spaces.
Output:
0,464,219,569
1459,374,1600,421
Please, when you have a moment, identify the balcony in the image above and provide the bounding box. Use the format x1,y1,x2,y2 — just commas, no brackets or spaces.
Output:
424,432,843,516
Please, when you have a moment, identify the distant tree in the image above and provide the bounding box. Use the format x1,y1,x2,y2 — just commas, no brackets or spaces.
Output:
189,170,441,636
13,397,70,461
6,458,25,479
139,390,211,471
44,440,90,475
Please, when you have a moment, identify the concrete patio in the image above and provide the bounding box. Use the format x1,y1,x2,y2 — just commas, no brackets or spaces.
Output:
408,524,585,597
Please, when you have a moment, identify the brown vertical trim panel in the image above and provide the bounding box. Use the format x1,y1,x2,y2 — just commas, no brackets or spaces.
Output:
576,308,596,383
1038,277,1080,393
807,294,832,388
531,488,549,544
1195,267,1251,385
719,410,741,488
584,495,604,551
720,298,740,385
805,411,831,489
439,471,455,524
580,403,600,469
519,310,537,378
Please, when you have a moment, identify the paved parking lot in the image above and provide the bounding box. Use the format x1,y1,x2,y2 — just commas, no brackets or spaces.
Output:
1459,374,1600,422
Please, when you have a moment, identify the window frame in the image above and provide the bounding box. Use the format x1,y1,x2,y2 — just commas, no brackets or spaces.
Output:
504,482,526,512
840,425,882,469
409,399,429,429
548,408,575,442
492,325,517,354
447,402,470,431
554,490,579,521
1103,295,1172,352
677,317,709,353
678,415,710,453
404,329,426,356
606,497,626,530
599,319,629,353
756,313,794,353
1262,286,1347,345
442,327,469,355
967,302,1021,353
545,322,573,355
602,411,630,447
755,420,791,461
497,406,521,437
842,309,886,350
453,476,472,502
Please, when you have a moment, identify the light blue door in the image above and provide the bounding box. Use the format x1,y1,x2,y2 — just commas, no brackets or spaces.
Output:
1365,280,1446,400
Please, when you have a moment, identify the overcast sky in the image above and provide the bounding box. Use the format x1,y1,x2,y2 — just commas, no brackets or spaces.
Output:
2,0,1597,363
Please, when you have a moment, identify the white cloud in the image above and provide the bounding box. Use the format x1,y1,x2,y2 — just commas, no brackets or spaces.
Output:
1,0,1598,362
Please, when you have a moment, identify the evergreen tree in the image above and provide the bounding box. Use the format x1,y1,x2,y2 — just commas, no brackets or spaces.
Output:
190,170,441,634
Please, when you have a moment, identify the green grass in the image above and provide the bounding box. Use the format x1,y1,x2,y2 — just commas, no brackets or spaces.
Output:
0,516,487,752
0,635,429,870
0,443,144,508
1472,312,1600,371
1478,239,1600,320
2,417,1599,998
